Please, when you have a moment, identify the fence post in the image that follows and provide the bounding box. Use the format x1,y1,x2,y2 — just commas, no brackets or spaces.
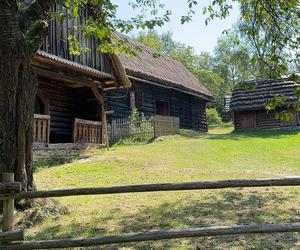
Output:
153,118,157,138
2,173,15,232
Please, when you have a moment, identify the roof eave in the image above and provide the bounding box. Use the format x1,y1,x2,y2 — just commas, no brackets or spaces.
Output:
128,75,214,101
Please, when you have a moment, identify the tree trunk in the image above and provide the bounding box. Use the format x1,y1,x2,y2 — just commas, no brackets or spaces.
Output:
14,60,38,192
0,1,38,194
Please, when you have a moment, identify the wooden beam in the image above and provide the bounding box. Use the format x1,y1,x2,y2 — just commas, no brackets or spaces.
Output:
34,67,103,89
33,54,114,81
107,54,131,88
74,118,102,126
0,230,24,243
0,183,21,194
33,114,51,120
1,178,300,200
91,87,110,150
2,173,15,232
2,223,300,249
105,110,114,115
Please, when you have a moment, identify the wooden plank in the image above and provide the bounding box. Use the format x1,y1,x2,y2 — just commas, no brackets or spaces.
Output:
91,87,109,148
47,118,51,143
0,230,24,243
37,120,42,142
42,120,47,143
0,183,21,194
2,178,300,201
33,114,51,120
74,118,102,126
2,223,300,249
2,173,15,232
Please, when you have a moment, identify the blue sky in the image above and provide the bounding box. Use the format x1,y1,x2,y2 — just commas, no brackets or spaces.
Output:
112,0,240,54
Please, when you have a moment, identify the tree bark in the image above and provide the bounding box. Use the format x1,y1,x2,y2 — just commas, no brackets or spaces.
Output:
0,1,43,194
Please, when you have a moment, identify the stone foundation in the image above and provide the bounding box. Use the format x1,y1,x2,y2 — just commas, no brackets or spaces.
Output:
33,143,105,164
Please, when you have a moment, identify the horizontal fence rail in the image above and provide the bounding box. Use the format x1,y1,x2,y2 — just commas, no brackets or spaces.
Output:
2,174,300,249
1,178,300,200
1,223,300,250
0,230,24,243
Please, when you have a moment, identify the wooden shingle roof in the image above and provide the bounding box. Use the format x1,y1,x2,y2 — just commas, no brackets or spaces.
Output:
230,79,300,112
118,35,214,101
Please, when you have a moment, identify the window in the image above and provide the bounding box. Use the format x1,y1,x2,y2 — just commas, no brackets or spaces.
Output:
155,101,169,116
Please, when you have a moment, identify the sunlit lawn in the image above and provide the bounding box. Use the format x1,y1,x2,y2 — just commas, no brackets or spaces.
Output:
26,125,300,249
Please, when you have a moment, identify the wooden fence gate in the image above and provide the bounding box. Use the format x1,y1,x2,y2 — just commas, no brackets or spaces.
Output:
1,173,300,249
109,115,180,143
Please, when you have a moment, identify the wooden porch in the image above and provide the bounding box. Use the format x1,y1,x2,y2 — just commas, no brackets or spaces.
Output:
34,116,103,145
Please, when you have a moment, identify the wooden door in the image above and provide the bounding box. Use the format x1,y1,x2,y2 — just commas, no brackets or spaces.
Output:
155,101,169,116
241,112,256,130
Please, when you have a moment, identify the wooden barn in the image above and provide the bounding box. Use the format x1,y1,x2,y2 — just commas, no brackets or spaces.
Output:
105,36,214,131
230,79,300,131
32,4,130,146
32,5,213,149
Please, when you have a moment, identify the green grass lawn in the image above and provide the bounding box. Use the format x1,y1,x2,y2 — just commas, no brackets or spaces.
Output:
26,125,300,249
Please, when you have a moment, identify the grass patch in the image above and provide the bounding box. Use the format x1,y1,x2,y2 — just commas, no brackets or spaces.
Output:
27,125,300,249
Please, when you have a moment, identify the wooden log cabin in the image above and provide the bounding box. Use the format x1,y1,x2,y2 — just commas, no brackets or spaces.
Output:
32,5,130,146
105,36,214,131
230,79,300,131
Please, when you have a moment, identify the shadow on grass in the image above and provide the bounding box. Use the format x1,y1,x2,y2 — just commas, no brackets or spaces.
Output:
30,190,300,249
181,128,300,141
32,156,79,173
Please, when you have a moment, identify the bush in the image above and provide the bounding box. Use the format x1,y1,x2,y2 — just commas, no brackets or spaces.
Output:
206,108,222,126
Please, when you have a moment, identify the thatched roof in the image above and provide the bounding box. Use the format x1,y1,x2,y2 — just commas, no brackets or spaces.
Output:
230,79,300,112
118,36,213,101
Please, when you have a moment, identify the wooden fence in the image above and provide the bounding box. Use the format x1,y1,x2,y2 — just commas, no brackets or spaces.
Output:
33,114,51,143
1,173,300,249
109,115,180,143
154,115,180,137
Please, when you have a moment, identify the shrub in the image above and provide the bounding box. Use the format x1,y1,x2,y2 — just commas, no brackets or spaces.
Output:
206,108,222,126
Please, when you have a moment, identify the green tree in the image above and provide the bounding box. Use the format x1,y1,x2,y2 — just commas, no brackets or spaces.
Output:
135,31,164,53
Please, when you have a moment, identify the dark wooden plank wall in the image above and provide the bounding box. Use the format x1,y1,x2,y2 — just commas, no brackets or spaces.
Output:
105,81,208,131
234,109,300,131
256,110,281,130
38,79,77,143
38,79,100,143
40,4,113,75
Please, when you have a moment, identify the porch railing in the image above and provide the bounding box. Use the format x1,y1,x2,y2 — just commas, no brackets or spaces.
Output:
33,114,51,143
73,118,102,143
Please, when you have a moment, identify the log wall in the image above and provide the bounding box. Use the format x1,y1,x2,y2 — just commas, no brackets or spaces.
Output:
38,78,100,143
105,80,208,131
40,4,113,75
234,109,300,131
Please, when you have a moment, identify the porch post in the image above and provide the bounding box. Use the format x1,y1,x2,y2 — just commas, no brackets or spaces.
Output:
91,87,110,150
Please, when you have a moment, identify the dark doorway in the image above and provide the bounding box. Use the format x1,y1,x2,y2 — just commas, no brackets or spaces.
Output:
35,95,46,114
155,101,169,116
